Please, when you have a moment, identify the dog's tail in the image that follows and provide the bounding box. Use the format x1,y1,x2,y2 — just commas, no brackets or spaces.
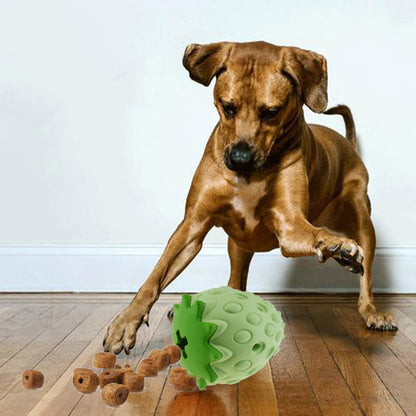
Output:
324,105,357,150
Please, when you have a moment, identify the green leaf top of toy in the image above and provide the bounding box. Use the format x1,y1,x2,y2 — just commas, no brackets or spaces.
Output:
171,293,222,385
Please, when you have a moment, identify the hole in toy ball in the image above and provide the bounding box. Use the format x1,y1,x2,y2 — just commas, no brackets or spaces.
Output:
118,393,122,397
176,330,188,358
78,377,84,384
256,302,268,313
25,375,29,380
252,342,265,354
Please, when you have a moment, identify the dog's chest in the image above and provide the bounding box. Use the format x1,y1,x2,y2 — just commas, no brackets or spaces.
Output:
230,177,267,230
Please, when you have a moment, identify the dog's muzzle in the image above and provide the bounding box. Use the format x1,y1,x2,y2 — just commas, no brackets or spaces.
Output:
224,141,255,173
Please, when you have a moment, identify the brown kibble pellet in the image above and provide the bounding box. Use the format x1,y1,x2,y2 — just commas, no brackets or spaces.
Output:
168,367,196,392
137,358,159,377
73,371,99,394
101,383,129,407
99,369,122,389
123,372,144,392
93,352,116,369
118,367,133,377
148,350,171,370
115,364,121,369
163,345,181,363
124,364,131,368
22,370,44,389
73,368,94,375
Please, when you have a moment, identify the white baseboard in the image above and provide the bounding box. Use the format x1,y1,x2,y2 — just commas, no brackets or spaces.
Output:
0,244,415,293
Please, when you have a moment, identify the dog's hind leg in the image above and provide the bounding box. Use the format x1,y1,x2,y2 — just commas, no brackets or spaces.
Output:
226,237,254,291
313,185,397,331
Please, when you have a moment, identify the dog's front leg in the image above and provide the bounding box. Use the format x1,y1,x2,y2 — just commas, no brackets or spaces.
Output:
103,215,212,354
271,213,364,273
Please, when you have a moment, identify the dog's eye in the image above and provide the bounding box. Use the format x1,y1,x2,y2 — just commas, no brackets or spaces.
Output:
260,107,280,120
221,101,237,118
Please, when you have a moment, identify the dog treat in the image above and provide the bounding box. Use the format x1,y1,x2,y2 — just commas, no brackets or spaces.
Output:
22,370,44,389
148,349,171,370
137,358,159,377
115,364,121,369
168,367,197,392
118,367,133,376
99,369,123,388
124,364,131,368
93,352,117,369
163,345,182,364
123,372,144,392
73,368,94,375
73,370,99,394
101,383,129,407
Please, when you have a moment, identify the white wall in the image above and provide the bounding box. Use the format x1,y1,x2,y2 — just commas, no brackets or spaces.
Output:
0,1,415,292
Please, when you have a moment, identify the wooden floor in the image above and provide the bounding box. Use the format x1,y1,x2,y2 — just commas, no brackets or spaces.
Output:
0,294,416,416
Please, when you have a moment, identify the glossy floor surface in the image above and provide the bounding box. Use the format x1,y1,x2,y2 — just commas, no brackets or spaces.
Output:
0,293,415,415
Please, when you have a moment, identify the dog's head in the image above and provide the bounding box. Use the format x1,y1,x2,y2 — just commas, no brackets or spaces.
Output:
183,41,327,173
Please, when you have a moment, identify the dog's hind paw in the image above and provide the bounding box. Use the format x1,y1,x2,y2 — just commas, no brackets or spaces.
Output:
366,312,398,332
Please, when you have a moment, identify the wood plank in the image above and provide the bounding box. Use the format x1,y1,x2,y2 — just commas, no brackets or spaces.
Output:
69,305,168,416
0,305,25,325
284,306,361,415
374,306,416,379
155,371,237,416
0,304,96,414
0,304,93,402
0,305,50,341
308,306,404,416
239,362,278,416
389,307,416,344
27,304,124,416
334,306,416,415
269,306,321,416
0,305,73,367
111,305,175,416
400,305,416,322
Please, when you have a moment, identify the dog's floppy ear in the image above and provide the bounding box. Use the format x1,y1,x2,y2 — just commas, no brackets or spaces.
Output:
183,42,232,86
282,47,328,113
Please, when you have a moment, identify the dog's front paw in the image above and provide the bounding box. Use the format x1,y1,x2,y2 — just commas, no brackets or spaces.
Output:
365,312,398,332
315,237,364,274
103,307,149,354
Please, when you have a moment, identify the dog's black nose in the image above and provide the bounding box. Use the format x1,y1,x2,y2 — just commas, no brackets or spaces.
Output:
228,141,254,171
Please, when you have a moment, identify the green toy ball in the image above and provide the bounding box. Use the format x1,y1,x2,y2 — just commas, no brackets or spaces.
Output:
171,286,285,390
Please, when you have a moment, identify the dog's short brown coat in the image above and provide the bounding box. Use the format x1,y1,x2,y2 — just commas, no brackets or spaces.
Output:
104,41,397,354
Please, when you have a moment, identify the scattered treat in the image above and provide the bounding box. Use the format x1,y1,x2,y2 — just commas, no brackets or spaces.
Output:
163,345,181,363
168,367,197,392
123,372,144,392
148,349,171,371
101,383,129,407
99,369,123,388
93,352,116,369
137,358,159,377
124,364,131,368
118,367,133,377
73,370,99,394
22,370,44,389
73,368,94,375
115,364,121,369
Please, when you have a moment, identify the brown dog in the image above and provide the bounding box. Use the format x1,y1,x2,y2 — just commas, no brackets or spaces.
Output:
103,41,397,354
